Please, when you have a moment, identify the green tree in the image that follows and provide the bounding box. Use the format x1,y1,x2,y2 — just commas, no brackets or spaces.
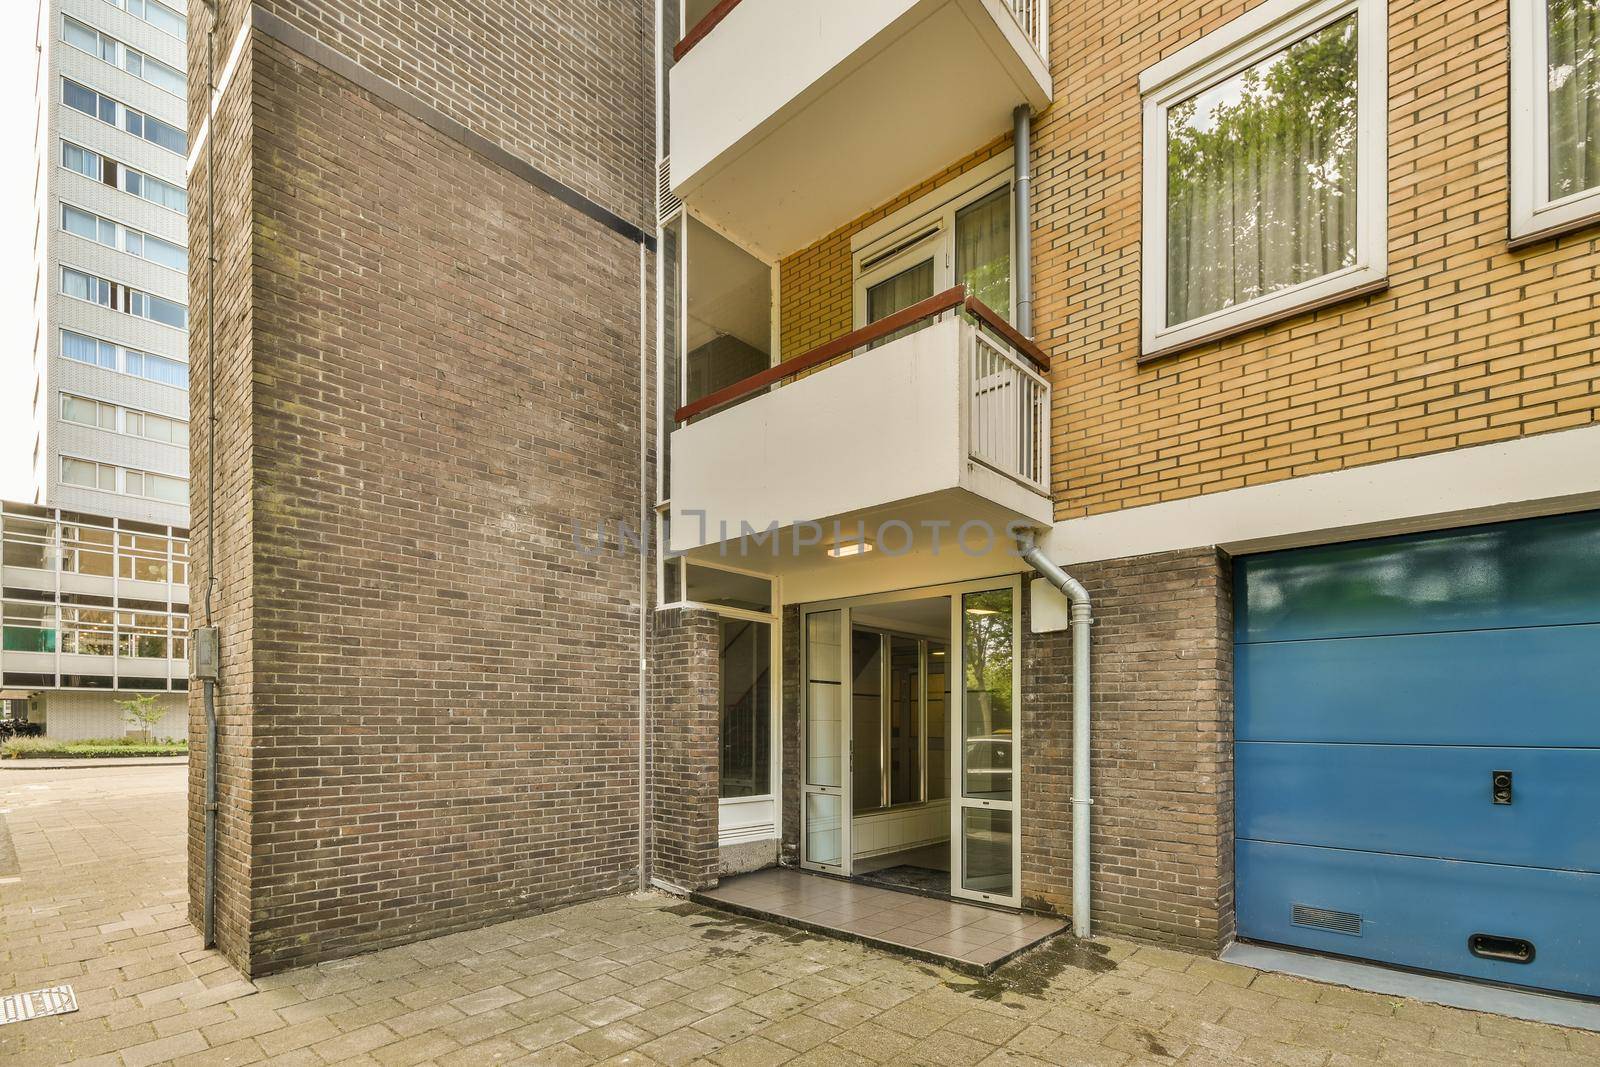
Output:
117,694,166,743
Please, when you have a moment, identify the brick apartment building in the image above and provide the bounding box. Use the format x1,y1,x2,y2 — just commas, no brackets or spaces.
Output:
189,0,1598,1003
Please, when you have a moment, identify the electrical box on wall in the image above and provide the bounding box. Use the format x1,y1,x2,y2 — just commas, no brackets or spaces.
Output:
190,627,220,681
1029,577,1070,633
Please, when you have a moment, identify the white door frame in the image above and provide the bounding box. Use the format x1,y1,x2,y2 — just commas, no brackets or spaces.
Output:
798,574,1024,907
800,603,852,874
949,575,1024,908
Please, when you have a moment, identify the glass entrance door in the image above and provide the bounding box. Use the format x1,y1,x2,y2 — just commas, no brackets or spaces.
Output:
951,585,1021,906
801,607,851,873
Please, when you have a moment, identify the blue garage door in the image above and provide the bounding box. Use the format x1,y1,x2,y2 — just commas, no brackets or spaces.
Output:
1235,511,1600,997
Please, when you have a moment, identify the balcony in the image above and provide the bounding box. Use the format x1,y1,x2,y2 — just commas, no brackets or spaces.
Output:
668,286,1052,566
668,0,1052,257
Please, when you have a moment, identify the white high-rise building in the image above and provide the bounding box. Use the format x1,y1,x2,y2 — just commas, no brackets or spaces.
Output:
30,0,189,528
12,0,189,739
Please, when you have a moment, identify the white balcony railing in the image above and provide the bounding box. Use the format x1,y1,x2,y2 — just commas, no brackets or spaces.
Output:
967,325,1050,495
1008,0,1049,59
669,286,1053,559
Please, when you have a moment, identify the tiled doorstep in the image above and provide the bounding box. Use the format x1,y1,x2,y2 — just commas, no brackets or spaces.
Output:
694,867,1067,976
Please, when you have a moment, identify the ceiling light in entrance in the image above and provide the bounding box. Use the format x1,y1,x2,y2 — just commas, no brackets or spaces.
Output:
827,541,872,558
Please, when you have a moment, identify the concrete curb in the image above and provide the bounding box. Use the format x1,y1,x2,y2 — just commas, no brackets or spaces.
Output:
0,756,190,770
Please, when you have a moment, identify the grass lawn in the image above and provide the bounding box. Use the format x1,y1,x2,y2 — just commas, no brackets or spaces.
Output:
1,736,189,759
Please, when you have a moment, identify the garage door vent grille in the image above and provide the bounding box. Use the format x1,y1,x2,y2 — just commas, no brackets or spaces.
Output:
1292,904,1362,936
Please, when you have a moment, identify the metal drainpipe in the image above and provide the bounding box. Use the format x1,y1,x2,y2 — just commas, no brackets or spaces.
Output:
1017,533,1093,939
200,0,219,951
1011,108,1094,939
1012,104,1033,335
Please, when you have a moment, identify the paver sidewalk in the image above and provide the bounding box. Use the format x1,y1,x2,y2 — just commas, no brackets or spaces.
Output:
2,766,1594,1066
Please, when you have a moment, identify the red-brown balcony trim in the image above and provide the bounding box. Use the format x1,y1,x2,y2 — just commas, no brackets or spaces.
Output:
963,293,1050,376
673,285,1050,424
673,0,744,61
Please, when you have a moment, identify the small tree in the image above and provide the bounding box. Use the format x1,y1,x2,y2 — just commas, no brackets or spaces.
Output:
118,694,166,743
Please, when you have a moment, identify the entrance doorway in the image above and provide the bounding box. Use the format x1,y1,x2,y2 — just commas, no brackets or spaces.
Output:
800,577,1021,908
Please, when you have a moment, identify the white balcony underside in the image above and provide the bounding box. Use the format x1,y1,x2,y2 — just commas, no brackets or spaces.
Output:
669,317,1052,574
670,0,1052,258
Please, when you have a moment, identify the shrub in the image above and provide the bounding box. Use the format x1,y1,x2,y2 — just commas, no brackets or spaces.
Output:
1,737,60,758
2,736,188,759
0,720,44,740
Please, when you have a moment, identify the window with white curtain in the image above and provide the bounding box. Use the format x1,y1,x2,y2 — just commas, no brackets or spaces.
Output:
63,141,102,181
108,0,187,39
62,15,185,96
1512,0,1600,240
955,186,1012,320
61,79,188,155
61,457,117,492
850,157,1014,330
66,200,192,271
1139,0,1386,357
62,141,189,215
62,330,190,389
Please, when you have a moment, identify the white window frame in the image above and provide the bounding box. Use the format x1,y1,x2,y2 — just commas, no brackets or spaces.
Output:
1139,0,1387,358
59,455,188,501
61,265,189,329
61,202,190,274
1510,0,1600,242
60,329,190,391
62,140,190,217
105,0,187,41
658,552,776,615
60,456,118,493
62,14,185,98
850,155,1015,329
60,391,190,444
713,610,783,848
61,78,186,157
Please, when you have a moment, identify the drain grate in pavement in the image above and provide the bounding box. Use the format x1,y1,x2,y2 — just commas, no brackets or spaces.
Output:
0,986,78,1026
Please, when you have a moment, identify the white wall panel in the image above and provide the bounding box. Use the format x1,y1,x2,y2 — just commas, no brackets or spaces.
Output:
38,690,186,742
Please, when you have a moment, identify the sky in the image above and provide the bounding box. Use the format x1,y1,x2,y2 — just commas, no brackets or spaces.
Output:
0,8,39,501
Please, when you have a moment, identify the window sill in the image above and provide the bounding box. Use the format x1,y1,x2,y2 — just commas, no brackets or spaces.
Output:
719,793,776,807
1138,277,1390,366
1507,206,1600,251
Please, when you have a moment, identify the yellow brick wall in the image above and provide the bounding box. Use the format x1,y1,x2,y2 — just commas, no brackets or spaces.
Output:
778,135,1013,359
1035,0,1600,518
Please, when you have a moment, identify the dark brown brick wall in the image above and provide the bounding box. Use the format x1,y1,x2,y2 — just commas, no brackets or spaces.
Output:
185,6,259,972
1022,549,1235,952
188,0,655,975
649,607,720,890
254,0,654,229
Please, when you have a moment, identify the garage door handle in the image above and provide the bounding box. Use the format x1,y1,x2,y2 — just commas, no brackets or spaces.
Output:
1468,933,1535,964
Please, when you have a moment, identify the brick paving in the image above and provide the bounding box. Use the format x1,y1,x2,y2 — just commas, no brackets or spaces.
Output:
1,765,1595,1066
